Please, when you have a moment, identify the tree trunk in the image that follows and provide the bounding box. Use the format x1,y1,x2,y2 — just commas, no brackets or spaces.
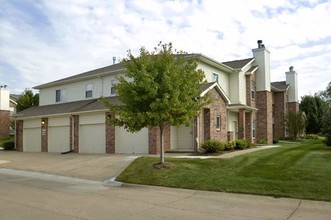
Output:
159,126,165,164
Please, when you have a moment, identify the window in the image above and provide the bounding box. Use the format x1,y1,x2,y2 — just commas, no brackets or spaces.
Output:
252,120,256,138
251,81,256,99
216,116,221,130
55,89,66,102
85,84,93,98
213,73,219,84
110,79,119,96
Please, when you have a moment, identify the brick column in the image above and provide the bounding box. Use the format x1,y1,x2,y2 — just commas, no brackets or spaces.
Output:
203,108,210,140
105,112,115,154
288,102,299,112
256,91,273,144
238,109,246,139
273,92,286,139
148,126,170,154
245,112,252,142
15,120,23,152
41,118,48,152
73,115,79,153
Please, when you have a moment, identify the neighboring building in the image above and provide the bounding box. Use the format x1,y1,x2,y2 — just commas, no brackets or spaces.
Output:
0,86,20,137
15,40,299,154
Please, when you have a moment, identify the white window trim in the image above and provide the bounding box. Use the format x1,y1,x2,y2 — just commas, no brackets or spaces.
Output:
85,84,93,98
110,79,119,96
56,89,66,103
213,73,219,84
252,120,256,139
216,116,221,130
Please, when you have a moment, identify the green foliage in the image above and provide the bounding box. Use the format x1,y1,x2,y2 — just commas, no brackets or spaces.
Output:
258,139,267,144
2,140,15,150
224,141,235,151
305,134,325,140
321,111,331,146
234,139,251,150
201,140,224,153
273,139,279,144
101,42,210,164
285,110,307,140
317,81,331,107
16,89,39,112
300,95,328,134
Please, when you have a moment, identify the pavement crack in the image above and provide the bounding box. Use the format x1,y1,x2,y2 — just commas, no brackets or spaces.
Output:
287,200,302,220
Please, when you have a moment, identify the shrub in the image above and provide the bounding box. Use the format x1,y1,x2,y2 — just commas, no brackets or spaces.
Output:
224,141,235,151
235,139,251,150
201,140,224,153
258,139,267,144
273,139,279,144
3,140,15,150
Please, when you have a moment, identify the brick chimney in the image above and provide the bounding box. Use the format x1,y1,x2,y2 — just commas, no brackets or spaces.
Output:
252,40,273,144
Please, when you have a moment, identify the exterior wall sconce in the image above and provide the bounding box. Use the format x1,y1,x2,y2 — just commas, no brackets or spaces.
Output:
41,120,45,125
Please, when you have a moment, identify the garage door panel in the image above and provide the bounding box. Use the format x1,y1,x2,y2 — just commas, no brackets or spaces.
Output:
79,124,105,154
23,128,41,152
115,127,148,154
48,126,70,153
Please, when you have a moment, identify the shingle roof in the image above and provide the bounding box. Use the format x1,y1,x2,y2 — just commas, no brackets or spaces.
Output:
34,63,125,89
222,58,255,69
10,94,21,102
15,96,120,118
271,81,289,92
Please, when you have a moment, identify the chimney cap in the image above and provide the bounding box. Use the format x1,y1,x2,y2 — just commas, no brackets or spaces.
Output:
289,66,294,72
257,40,263,48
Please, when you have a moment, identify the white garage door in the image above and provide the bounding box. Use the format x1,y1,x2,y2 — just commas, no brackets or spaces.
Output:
79,114,106,154
115,127,148,154
171,126,193,150
23,119,41,152
48,117,70,153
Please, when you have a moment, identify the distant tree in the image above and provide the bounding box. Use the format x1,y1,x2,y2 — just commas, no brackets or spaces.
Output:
300,95,328,134
285,110,307,140
101,42,209,165
322,110,331,147
16,89,39,112
318,81,331,106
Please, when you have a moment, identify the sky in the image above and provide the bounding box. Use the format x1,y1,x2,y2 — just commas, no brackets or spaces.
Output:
0,0,330,99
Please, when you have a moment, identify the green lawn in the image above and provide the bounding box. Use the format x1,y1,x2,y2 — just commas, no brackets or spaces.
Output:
116,140,331,201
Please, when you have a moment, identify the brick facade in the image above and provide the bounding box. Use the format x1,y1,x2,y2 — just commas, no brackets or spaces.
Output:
73,115,79,153
256,91,273,144
15,120,23,151
41,118,48,152
273,92,286,139
198,88,227,145
0,110,10,137
288,102,299,112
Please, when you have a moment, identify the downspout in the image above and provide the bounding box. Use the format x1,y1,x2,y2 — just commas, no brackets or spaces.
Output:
196,116,199,151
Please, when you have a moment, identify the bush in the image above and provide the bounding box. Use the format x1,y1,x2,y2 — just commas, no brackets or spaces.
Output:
273,139,279,144
305,134,322,140
258,139,267,144
201,140,224,153
224,141,235,151
235,139,251,150
3,140,15,150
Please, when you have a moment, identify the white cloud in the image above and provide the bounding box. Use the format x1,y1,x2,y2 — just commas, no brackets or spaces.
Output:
0,0,330,97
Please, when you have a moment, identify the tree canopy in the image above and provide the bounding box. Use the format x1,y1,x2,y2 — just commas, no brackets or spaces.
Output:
102,42,210,164
16,89,39,112
285,110,306,140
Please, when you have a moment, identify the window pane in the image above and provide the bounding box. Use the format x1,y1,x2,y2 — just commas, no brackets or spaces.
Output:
56,90,60,102
86,90,92,98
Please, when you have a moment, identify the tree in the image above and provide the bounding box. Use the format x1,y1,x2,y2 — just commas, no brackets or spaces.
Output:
300,95,328,134
318,81,331,106
101,42,209,164
322,110,331,146
285,110,306,140
16,89,39,112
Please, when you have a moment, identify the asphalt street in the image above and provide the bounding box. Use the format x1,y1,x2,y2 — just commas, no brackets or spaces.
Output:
1,168,330,220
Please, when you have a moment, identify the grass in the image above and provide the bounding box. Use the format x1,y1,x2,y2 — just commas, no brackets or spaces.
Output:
116,139,331,201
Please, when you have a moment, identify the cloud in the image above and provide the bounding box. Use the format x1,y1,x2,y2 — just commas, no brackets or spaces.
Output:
0,0,330,98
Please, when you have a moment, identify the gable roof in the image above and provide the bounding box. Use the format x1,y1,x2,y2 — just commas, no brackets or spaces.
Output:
34,63,125,89
222,58,255,69
15,97,120,119
34,53,235,90
200,82,231,104
271,81,289,92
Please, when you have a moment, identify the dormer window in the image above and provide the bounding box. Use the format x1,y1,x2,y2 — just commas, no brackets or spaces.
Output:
85,84,93,98
213,73,219,84
110,79,119,96
55,89,66,102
